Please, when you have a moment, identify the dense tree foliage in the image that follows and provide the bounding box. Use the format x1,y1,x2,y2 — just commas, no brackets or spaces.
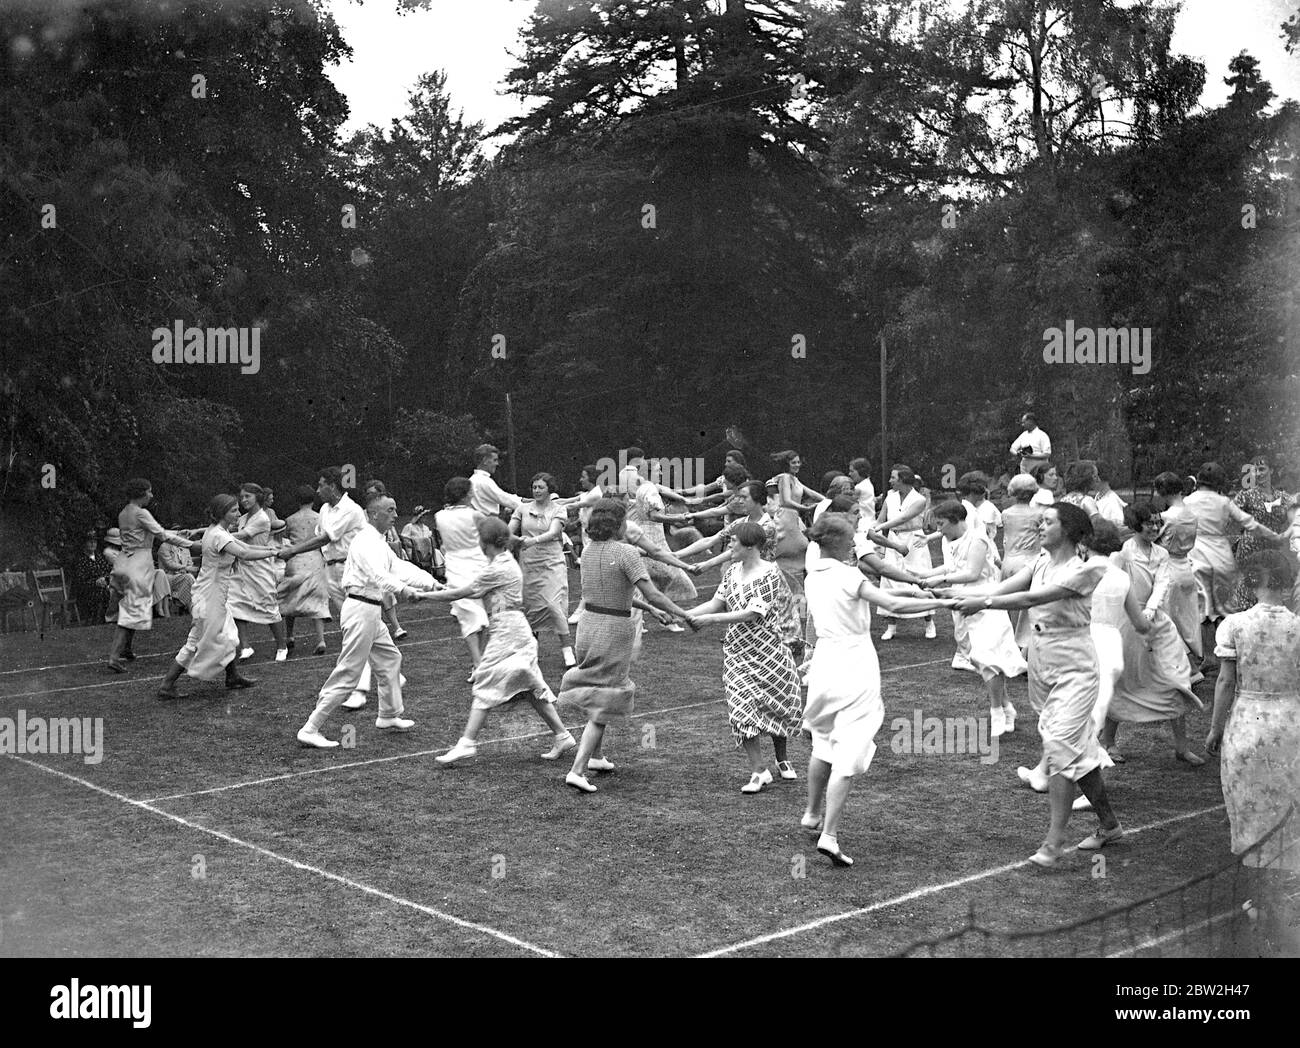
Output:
3,0,1296,567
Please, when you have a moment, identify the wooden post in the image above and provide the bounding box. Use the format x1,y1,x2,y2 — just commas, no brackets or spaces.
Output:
879,333,888,494
505,392,518,494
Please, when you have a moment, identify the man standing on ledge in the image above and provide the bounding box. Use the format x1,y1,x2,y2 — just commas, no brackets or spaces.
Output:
1010,412,1052,475
469,444,522,519
297,492,439,748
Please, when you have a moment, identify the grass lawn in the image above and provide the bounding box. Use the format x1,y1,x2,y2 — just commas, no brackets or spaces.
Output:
0,564,1258,957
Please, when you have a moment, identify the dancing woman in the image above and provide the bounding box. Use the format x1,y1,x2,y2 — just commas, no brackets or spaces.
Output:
156,495,280,699
431,517,577,766
1205,552,1300,927
435,478,490,673
226,483,289,662
1100,503,1205,765
1154,471,1202,672
1030,463,1058,508
676,481,777,570
511,472,576,667
1000,474,1044,649
107,478,196,672
800,516,954,867
627,464,698,630
875,465,936,640
559,500,696,794
1228,455,1293,613
279,485,330,656
689,522,803,792
1058,461,1100,516
952,505,1121,866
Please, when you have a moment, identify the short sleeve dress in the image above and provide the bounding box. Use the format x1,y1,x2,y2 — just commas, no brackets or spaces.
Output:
436,505,490,637
1026,553,1106,781
111,503,169,629
559,540,651,722
1228,488,1293,613
1157,505,1201,657
1186,490,1254,620
877,488,932,620
176,526,243,680
278,507,330,619
226,508,282,623
1215,603,1300,868
716,564,802,745
465,553,557,712
511,497,570,635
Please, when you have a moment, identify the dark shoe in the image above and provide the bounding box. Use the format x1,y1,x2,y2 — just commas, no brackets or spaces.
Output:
286,638,296,650
313,643,326,656
107,659,127,674
122,650,136,661
225,672,257,690
157,687,188,700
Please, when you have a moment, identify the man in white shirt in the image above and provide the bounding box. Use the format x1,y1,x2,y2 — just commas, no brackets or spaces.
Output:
469,444,522,518
297,493,439,748
1009,413,1052,474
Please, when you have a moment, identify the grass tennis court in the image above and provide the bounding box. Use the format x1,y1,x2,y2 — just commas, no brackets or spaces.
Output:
0,568,1235,957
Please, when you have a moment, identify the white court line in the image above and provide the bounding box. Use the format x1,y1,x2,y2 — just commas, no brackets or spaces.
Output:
137,658,950,803
4,754,560,958
696,803,1229,957
142,696,729,803
1106,908,1238,958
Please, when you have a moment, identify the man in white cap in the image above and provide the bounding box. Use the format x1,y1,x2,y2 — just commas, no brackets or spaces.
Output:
297,491,439,748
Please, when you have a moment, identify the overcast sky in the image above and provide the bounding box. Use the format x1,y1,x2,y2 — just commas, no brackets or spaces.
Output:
324,0,1300,144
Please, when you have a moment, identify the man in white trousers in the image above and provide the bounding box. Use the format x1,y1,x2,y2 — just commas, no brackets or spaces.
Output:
296,493,438,749
277,466,379,710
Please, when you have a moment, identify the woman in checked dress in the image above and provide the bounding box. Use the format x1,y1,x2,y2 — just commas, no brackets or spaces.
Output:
559,499,696,794
689,522,803,793
431,517,577,766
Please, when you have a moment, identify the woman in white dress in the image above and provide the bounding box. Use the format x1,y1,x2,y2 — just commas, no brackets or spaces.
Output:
435,477,489,673
952,504,1121,866
922,502,1025,737
431,517,577,766
156,494,279,698
226,483,288,662
511,472,577,667
1154,471,1202,673
875,465,936,640
279,485,330,656
1000,474,1044,650
800,515,953,867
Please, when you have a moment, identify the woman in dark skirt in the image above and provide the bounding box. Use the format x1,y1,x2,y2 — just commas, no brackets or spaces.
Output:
560,499,696,794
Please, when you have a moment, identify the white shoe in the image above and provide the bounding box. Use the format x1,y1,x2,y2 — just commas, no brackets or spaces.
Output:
375,716,415,731
297,727,339,749
436,738,477,764
274,648,289,662
566,771,597,793
741,768,773,794
540,734,576,760
880,625,897,641
951,653,976,672
1002,703,1016,732
239,647,255,661
989,706,1007,738
775,760,798,780
1017,765,1049,793
341,693,367,710
567,609,582,625
587,756,616,773
924,620,937,639
662,622,685,632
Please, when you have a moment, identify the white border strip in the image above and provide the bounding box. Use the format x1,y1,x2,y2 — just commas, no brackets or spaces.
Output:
5,754,560,958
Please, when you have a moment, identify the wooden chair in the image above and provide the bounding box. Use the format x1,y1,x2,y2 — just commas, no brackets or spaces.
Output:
29,567,81,639
0,571,37,633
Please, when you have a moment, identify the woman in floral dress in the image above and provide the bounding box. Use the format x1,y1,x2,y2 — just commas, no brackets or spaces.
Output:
1228,456,1293,613
690,522,804,793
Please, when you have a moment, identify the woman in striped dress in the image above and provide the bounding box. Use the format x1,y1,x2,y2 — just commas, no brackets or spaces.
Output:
559,500,696,794
156,495,278,698
106,478,196,672
227,483,289,662
690,522,803,792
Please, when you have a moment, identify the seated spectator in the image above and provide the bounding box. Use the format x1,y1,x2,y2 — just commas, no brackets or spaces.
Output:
67,533,113,623
157,524,198,613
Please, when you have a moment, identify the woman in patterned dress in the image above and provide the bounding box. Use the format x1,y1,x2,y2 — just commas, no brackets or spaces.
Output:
1154,471,1202,672
676,481,777,570
511,472,577,667
689,522,803,792
1186,462,1279,670
431,517,577,766
156,495,277,698
1228,456,1293,613
227,483,289,662
875,465,936,640
1100,503,1205,765
279,485,330,656
1206,551,1300,939
106,478,195,672
1058,461,1100,517
559,500,696,794
953,504,1121,866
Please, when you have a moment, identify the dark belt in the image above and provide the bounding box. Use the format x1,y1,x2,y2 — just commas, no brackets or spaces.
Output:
585,603,630,618
346,593,382,607
326,558,347,566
